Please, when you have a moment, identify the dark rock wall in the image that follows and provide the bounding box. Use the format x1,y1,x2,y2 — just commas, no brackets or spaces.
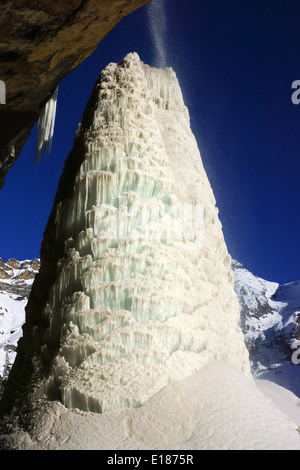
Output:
0,0,151,188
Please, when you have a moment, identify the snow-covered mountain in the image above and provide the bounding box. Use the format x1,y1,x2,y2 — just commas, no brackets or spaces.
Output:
232,259,300,398
0,258,40,378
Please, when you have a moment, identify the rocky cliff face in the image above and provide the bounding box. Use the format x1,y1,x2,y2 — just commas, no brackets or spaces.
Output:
0,0,151,188
0,258,40,297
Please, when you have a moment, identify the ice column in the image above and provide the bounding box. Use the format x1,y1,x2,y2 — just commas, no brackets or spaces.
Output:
17,53,250,413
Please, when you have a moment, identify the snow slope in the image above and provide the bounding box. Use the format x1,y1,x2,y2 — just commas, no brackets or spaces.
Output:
0,291,27,377
232,259,282,347
1,361,299,450
255,378,300,429
232,259,300,398
0,258,39,377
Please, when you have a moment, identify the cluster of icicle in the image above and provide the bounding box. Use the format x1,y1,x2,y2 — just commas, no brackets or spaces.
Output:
32,53,250,413
35,87,58,164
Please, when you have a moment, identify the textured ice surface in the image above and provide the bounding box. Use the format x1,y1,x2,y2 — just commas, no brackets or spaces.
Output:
17,53,250,413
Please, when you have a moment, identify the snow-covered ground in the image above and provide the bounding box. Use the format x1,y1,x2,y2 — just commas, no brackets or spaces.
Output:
255,378,300,429
1,361,299,450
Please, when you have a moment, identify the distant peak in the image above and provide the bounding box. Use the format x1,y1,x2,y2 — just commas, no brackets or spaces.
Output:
6,258,20,269
231,259,244,269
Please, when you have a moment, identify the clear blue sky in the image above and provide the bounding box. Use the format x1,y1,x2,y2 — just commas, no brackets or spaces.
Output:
0,0,299,285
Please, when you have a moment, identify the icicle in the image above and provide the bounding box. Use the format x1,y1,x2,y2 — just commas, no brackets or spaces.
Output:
35,86,58,165
0,80,6,104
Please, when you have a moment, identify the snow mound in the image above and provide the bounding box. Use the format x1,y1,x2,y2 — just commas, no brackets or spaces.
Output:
1,361,299,450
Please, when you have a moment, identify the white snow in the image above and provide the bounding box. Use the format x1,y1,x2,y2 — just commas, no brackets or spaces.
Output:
1,361,300,450
0,291,27,376
232,260,300,399
232,259,282,342
0,258,39,377
255,378,300,428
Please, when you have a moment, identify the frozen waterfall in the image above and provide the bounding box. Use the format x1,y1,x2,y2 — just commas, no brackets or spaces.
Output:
2,53,250,415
